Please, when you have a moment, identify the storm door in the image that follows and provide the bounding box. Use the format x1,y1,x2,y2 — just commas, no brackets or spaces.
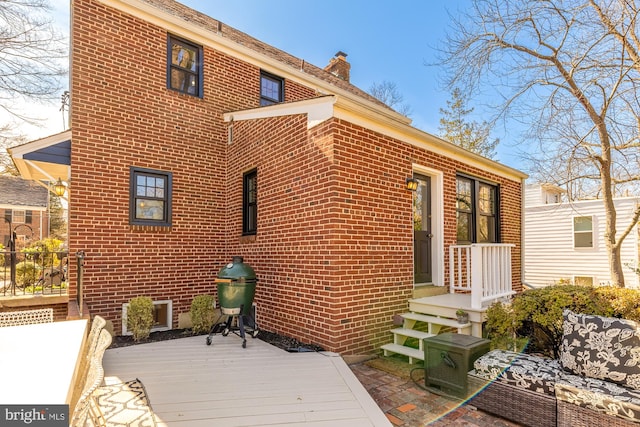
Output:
413,174,432,283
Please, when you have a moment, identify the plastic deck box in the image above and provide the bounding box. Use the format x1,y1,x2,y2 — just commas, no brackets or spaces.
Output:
423,332,490,397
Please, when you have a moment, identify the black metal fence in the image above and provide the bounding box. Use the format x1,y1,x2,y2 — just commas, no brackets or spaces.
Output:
0,250,68,297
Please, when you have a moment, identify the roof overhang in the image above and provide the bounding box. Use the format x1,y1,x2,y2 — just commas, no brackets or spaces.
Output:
97,0,411,128
223,96,336,129
8,130,71,185
224,97,528,181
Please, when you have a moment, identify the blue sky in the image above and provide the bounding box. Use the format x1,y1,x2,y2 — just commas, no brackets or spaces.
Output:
39,0,526,171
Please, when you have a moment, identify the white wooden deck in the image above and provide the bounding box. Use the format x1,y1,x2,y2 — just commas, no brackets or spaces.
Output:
103,334,391,427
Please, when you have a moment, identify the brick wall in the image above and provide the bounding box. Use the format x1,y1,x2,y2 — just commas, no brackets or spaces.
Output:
71,0,522,354
70,0,317,335
226,116,522,354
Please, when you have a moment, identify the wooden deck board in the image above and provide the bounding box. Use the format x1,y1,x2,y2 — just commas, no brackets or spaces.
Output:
103,334,391,426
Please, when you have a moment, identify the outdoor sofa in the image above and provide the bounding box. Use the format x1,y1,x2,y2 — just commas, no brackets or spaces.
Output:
467,309,640,427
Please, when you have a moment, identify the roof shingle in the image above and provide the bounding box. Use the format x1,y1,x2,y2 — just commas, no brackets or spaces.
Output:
139,0,395,112
0,175,48,208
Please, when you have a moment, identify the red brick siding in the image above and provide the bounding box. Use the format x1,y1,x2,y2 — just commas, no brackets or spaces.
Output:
1,210,49,245
225,116,521,354
71,0,522,354
70,0,317,334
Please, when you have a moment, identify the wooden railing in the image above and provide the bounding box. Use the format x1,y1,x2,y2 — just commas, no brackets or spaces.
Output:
449,243,515,309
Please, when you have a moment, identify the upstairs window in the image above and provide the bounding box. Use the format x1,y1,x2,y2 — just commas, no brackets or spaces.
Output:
573,216,593,248
260,71,283,106
168,35,202,97
243,169,257,235
130,167,172,227
5,209,25,224
456,175,499,244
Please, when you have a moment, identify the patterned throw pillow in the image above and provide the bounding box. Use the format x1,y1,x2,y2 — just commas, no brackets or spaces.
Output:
559,309,640,390
92,378,157,427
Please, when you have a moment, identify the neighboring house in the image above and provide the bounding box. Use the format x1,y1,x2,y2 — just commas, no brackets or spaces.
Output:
9,0,526,354
524,183,640,288
0,175,49,247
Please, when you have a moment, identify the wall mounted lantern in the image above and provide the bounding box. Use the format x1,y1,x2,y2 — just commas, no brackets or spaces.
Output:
405,177,418,191
53,178,67,197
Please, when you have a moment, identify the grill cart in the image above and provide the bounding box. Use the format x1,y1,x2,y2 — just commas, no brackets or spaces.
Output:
206,256,259,348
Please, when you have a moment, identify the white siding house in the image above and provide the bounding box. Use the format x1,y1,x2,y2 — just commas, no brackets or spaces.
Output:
524,183,640,288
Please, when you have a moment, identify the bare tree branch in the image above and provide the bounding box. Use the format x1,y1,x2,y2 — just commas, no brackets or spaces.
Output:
0,0,67,124
441,0,640,286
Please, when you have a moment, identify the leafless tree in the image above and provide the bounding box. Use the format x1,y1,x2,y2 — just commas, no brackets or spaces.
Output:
0,0,67,124
0,131,24,175
368,80,412,117
442,0,640,287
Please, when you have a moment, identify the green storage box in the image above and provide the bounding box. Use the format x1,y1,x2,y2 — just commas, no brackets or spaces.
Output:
423,332,490,397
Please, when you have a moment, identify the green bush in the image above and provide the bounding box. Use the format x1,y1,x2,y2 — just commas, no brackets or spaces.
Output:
190,295,216,334
22,238,65,269
127,296,154,342
16,261,40,286
593,287,640,322
485,285,639,358
485,302,528,352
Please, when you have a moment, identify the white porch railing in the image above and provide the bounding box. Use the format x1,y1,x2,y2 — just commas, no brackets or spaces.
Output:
449,244,516,310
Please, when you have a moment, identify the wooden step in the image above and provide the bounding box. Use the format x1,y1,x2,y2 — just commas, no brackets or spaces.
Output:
390,328,433,341
381,343,424,363
401,312,471,329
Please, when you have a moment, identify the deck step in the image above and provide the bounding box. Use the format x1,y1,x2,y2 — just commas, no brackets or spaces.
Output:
390,328,434,341
401,312,471,329
381,343,424,362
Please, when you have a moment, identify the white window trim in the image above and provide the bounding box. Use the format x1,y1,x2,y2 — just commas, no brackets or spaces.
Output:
573,215,594,249
121,299,172,336
412,164,444,287
573,275,595,287
12,209,26,224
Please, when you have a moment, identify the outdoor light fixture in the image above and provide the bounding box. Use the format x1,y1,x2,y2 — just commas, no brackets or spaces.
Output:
405,177,418,191
53,178,66,197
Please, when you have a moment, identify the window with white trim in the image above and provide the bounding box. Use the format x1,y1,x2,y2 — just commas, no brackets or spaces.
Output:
122,300,172,335
573,216,593,248
574,276,594,286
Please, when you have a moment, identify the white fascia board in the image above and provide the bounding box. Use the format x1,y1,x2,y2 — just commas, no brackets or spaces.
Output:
0,204,47,211
223,96,336,129
334,99,528,182
8,130,72,159
97,0,410,126
99,0,526,182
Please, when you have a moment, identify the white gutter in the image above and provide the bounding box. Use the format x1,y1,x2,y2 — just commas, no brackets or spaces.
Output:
97,0,409,128
97,0,527,181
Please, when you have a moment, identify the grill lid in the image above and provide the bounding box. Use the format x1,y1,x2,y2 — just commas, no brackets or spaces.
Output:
217,256,256,281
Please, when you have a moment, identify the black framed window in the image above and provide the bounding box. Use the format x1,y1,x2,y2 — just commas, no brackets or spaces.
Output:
243,169,257,235
456,175,499,244
260,71,283,106
130,167,172,226
167,35,202,97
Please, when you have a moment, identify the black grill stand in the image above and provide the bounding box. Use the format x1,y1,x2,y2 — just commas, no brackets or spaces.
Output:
206,304,259,348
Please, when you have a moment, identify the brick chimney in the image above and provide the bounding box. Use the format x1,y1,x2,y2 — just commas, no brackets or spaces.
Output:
324,51,350,82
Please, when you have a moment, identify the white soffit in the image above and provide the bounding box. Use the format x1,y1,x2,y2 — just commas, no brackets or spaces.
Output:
223,96,336,129
99,0,526,182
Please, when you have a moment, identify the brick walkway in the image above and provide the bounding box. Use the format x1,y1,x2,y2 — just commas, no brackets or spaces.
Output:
350,362,521,426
